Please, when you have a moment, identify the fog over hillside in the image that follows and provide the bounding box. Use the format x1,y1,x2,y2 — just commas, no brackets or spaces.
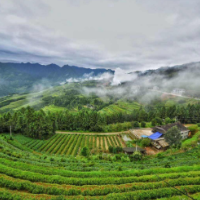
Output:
81,62,200,103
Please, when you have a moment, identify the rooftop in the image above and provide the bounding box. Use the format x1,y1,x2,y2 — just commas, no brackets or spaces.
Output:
153,122,188,134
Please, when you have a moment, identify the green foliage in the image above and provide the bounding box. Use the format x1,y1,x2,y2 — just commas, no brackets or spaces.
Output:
165,117,171,124
133,121,140,128
0,107,56,139
164,126,182,147
188,125,198,135
81,146,90,157
152,117,163,126
141,121,146,127
140,138,151,147
182,131,200,150
130,151,142,161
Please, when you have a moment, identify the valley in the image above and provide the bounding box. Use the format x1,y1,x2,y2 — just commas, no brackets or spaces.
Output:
0,62,200,199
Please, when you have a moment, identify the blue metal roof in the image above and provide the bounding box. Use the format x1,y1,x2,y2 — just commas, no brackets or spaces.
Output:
141,135,148,138
148,132,163,140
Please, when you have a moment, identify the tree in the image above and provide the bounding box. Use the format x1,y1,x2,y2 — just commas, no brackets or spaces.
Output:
164,126,182,147
81,146,90,157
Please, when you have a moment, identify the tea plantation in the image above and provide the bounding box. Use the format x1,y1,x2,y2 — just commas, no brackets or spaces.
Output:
0,133,200,200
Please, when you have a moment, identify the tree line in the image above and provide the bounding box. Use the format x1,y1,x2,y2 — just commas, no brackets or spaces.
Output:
1,103,200,139
0,107,56,139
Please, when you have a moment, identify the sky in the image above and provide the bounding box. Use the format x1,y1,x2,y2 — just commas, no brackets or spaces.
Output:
0,0,200,72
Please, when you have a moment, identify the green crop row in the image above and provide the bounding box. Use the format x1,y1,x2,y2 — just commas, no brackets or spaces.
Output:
1,174,200,197
1,162,200,186
38,134,57,151
73,135,83,156
56,135,70,154
105,185,200,200
47,134,64,154
66,135,77,155
51,135,66,154
61,135,73,155
45,135,62,153
1,157,200,179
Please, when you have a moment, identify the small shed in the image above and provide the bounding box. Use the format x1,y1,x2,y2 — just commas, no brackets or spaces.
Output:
123,147,146,155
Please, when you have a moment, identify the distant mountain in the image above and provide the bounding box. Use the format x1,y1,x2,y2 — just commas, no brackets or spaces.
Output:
0,62,114,96
138,61,200,77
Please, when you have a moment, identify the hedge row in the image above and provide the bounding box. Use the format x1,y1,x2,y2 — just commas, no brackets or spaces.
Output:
1,163,200,186
1,174,200,197
105,185,200,200
1,157,200,179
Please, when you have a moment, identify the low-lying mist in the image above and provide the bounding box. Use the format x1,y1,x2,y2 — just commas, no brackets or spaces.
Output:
80,65,200,104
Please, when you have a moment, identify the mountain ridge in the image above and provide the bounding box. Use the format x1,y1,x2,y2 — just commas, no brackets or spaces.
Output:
0,62,114,96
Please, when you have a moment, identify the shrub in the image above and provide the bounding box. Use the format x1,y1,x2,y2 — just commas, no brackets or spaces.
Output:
130,151,142,161
133,121,140,128
156,153,164,159
81,147,90,157
164,162,171,168
141,121,146,128
165,117,171,124
140,138,151,147
108,146,114,153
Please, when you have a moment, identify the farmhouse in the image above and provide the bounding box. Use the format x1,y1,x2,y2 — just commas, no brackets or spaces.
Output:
152,122,189,140
123,147,146,155
150,122,189,149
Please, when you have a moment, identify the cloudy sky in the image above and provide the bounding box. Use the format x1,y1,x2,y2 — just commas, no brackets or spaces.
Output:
0,0,200,71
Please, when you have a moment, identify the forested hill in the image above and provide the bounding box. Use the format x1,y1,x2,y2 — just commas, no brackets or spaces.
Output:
0,62,114,96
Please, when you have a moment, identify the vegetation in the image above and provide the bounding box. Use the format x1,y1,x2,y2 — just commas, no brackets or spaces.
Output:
10,133,124,155
164,126,182,147
0,133,200,199
1,74,200,199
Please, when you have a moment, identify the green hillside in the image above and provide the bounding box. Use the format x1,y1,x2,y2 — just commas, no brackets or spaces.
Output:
0,82,141,115
0,133,200,199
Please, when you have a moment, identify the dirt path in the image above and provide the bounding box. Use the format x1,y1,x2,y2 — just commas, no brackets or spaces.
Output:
130,128,152,139
56,130,130,135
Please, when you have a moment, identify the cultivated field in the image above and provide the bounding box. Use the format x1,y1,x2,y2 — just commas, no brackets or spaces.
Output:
17,134,126,155
1,132,200,199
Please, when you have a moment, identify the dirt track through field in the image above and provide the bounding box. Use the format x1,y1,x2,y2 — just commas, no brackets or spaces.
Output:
56,131,130,135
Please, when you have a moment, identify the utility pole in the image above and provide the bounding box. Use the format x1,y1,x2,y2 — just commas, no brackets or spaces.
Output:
10,125,12,138
136,142,138,152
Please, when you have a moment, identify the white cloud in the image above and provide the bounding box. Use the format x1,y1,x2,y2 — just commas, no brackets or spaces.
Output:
0,0,200,71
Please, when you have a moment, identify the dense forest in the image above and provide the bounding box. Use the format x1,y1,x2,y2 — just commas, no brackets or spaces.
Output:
1,103,200,139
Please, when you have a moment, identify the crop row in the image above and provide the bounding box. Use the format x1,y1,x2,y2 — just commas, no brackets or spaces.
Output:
1,173,200,197
1,162,200,186
24,134,124,155
1,157,200,179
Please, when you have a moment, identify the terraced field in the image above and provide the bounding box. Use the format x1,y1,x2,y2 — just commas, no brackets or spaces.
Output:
99,101,141,115
16,134,125,155
0,152,200,199
1,134,200,200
